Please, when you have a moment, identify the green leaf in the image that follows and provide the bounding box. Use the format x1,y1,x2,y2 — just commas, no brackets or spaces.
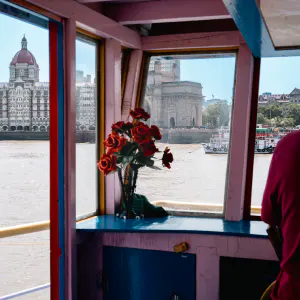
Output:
119,142,138,157
131,163,144,170
135,153,155,167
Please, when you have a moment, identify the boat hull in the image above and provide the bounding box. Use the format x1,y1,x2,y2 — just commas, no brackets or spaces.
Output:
203,147,274,154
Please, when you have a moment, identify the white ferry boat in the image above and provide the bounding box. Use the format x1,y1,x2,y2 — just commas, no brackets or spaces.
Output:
203,127,230,154
203,127,281,154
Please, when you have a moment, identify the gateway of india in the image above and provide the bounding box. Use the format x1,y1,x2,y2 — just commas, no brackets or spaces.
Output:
145,59,203,128
0,36,95,132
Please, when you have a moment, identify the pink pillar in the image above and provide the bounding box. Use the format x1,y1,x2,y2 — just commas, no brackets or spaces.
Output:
105,39,122,214
121,50,143,120
64,18,77,300
225,42,254,221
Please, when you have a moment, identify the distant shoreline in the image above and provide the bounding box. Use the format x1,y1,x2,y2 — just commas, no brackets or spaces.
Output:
0,131,96,143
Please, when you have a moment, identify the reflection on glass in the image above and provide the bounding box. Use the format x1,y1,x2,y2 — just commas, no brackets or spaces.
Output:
252,57,300,211
137,54,236,213
75,36,98,216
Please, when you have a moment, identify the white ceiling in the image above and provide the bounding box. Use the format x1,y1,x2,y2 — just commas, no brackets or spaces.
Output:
260,0,300,48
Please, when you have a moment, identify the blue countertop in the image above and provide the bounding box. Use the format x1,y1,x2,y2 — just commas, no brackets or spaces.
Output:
77,215,268,239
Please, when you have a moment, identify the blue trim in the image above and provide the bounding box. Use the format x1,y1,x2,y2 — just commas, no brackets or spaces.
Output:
77,215,269,239
223,0,300,57
56,21,65,300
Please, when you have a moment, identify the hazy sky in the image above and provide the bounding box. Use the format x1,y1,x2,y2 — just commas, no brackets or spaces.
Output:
1,12,300,102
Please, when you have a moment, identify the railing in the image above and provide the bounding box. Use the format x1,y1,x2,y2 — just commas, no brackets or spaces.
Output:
0,212,96,238
152,200,261,215
0,283,50,300
0,213,96,299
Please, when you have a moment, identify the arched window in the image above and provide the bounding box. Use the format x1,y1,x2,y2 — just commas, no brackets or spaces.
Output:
169,117,175,128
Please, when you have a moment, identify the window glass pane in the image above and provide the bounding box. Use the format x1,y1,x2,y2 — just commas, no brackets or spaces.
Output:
76,36,98,216
137,54,236,214
0,12,49,226
0,8,50,300
0,231,50,299
251,56,300,214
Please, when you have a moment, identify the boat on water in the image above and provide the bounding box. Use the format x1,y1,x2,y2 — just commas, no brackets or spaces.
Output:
203,127,282,154
202,127,230,154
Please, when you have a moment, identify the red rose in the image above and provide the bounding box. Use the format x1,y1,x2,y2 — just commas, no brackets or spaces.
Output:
97,154,117,175
139,141,159,157
131,123,151,144
104,132,127,155
150,125,162,140
112,121,134,132
130,108,150,121
112,121,125,132
162,147,173,169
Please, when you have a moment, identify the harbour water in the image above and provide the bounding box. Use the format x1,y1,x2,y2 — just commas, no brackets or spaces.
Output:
0,141,272,297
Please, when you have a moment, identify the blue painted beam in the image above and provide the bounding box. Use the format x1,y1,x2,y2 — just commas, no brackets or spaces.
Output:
76,215,269,239
223,0,300,57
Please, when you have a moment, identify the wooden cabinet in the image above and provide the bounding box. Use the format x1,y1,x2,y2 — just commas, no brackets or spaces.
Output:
103,246,196,300
220,257,280,300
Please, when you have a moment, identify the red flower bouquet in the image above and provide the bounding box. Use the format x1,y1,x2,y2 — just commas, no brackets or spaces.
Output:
97,107,174,218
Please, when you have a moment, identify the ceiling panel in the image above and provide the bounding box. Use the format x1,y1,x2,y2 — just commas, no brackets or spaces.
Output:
260,0,300,48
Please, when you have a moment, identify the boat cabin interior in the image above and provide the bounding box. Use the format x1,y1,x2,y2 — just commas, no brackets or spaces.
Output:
1,0,300,299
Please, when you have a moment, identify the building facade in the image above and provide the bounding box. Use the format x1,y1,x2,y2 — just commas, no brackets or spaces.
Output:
0,36,96,132
145,60,203,128
258,88,300,106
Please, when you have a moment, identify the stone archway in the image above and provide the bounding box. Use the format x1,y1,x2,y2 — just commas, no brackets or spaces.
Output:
10,126,16,131
17,125,24,131
169,117,175,128
192,117,195,127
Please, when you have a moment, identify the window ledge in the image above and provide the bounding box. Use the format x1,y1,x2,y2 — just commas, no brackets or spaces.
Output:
76,215,268,239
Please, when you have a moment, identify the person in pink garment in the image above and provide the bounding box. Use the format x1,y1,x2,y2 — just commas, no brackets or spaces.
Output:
262,130,300,300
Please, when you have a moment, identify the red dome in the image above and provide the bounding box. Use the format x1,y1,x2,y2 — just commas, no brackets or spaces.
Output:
10,36,39,68
10,49,38,66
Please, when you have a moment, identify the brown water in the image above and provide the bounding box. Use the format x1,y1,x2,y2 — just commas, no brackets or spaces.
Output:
0,141,271,297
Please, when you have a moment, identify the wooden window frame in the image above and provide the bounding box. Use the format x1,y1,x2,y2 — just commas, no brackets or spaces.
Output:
135,49,239,218
75,30,105,216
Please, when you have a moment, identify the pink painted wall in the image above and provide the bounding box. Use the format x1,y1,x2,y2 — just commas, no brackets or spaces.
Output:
121,50,143,121
226,43,254,221
103,0,231,25
63,18,77,300
82,232,277,300
105,39,122,215
26,0,141,48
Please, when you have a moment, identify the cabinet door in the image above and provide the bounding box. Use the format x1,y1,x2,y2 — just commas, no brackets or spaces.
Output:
220,257,280,300
103,246,196,300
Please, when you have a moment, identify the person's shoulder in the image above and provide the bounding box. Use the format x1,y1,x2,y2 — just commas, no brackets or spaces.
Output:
276,131,300,152
280,131,300,143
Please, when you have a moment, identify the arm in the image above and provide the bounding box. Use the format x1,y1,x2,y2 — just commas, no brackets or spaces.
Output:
261,153,281,227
